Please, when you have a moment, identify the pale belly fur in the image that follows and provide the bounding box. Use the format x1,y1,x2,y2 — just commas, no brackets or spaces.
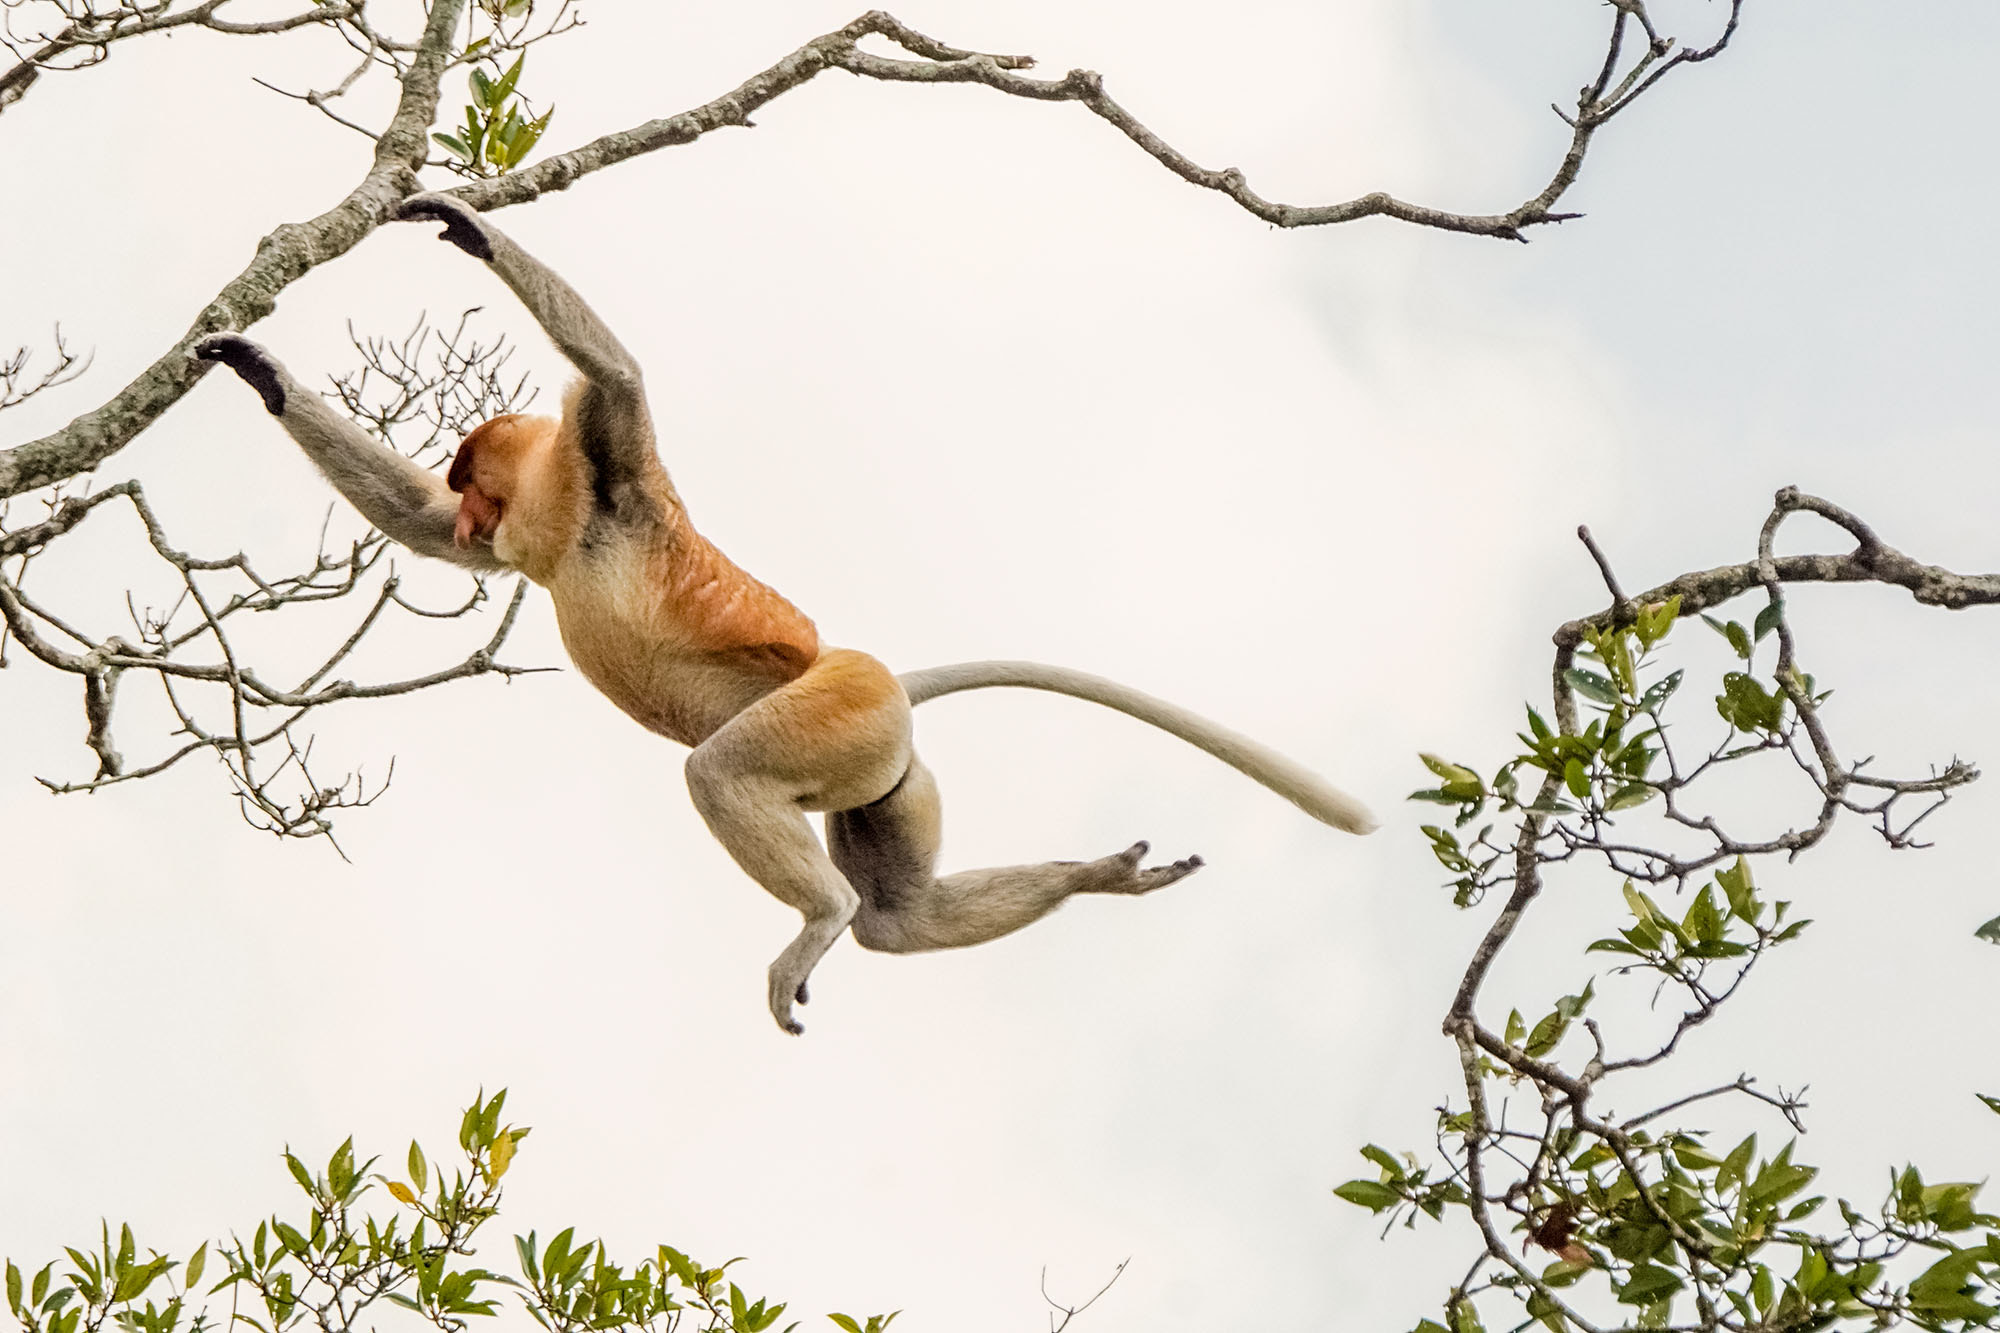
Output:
550,574,789,748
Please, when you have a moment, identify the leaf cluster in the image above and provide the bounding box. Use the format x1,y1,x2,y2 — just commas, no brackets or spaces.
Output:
433,55,553,177
5,1094,892,1333
1350,579,1998,1330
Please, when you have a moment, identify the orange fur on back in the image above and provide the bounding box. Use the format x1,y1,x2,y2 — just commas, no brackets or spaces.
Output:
650,519,819,675
543,474,821,746
453,398,823,747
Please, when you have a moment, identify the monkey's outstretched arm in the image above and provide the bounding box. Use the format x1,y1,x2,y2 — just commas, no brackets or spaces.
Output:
394,194,658,487
899,660,1378,834
194,334,504,572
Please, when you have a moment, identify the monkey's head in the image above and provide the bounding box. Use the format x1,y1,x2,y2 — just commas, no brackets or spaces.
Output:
447,414,572,578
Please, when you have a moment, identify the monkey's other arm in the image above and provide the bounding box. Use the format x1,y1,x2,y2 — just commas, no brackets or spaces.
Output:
394,194,658,496
194,334,504,572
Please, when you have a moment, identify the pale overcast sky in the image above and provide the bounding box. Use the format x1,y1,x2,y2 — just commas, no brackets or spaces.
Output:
4,2,1998,1330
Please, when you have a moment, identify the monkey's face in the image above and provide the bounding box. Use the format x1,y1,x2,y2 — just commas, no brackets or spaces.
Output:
447,414,562,570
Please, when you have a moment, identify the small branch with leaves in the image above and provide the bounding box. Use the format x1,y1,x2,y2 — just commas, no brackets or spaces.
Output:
1343,488,2000,1332
1,1091,902,1333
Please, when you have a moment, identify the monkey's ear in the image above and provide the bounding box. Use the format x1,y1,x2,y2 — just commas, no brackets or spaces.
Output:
446,438,477,493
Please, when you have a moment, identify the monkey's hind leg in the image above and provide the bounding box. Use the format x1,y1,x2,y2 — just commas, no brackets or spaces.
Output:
828,755,1203,956
684,650,914,1035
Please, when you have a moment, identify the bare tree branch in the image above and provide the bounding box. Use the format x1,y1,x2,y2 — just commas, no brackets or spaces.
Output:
0,478,540,843
0,0,358,115
0,328,89,412
0,309,544,842
2,2,1749,500
0,0,468,500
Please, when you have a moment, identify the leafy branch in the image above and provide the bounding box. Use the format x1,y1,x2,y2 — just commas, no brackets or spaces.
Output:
2,1094,899,1333
1348,489,2000,1332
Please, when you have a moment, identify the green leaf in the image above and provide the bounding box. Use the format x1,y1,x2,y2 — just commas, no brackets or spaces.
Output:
1638,668,1683,712
1424,752,1488,784
1635,595,1682,648
1563,757,1589,800
828,1318,863,1333
1753,600,1783,642
1419,754,1484,801
1524,1009,1567,1058
408,1141,429,1195
328,1137,355,1199
1622,881,1656,924
1605,783,1655,811
1565,668,1620,706
492,53,526,104
1717,672,1783,732
1682,886,1724,946
1359,1144,1405,1178
284,1151,314,1195
1979,1093,2000,1116
1716,858,1756,921
1672,1136,1723,1171
1746,1144,1817,1207
1333,1180,1402,1212
1909,1246,1997,1320
184,1244,206,1293
7,1260,21,1316
1975,914,2000,945
1718,1134,1756,1195
1617,1264,1685,1305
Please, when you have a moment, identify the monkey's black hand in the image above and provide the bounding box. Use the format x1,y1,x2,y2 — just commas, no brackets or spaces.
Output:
193,333,286,416
393,193,496,262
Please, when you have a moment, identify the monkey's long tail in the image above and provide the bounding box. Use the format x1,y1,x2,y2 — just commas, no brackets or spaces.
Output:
897,660,1378,835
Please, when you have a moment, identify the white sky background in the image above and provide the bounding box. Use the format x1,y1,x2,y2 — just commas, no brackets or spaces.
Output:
3,1,1999,1328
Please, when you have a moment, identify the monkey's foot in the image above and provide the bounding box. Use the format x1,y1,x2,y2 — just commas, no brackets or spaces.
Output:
393,192,496,262
192,334,285,415
1077,840,1204,896
768,966,808,1036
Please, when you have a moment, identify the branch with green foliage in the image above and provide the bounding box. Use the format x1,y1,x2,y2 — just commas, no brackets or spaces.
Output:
1338,488,2000,1331
2,1092,898,1333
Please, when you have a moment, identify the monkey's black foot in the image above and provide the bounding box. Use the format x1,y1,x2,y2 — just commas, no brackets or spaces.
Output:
193,333,286,416
796,979,810,1005
1078,840,1205,896
393,192,496,262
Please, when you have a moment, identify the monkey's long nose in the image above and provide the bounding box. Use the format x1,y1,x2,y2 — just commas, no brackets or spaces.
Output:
453,490,500,548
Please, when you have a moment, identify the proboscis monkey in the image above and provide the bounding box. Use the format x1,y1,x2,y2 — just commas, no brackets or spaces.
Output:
195,193,1376,1034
